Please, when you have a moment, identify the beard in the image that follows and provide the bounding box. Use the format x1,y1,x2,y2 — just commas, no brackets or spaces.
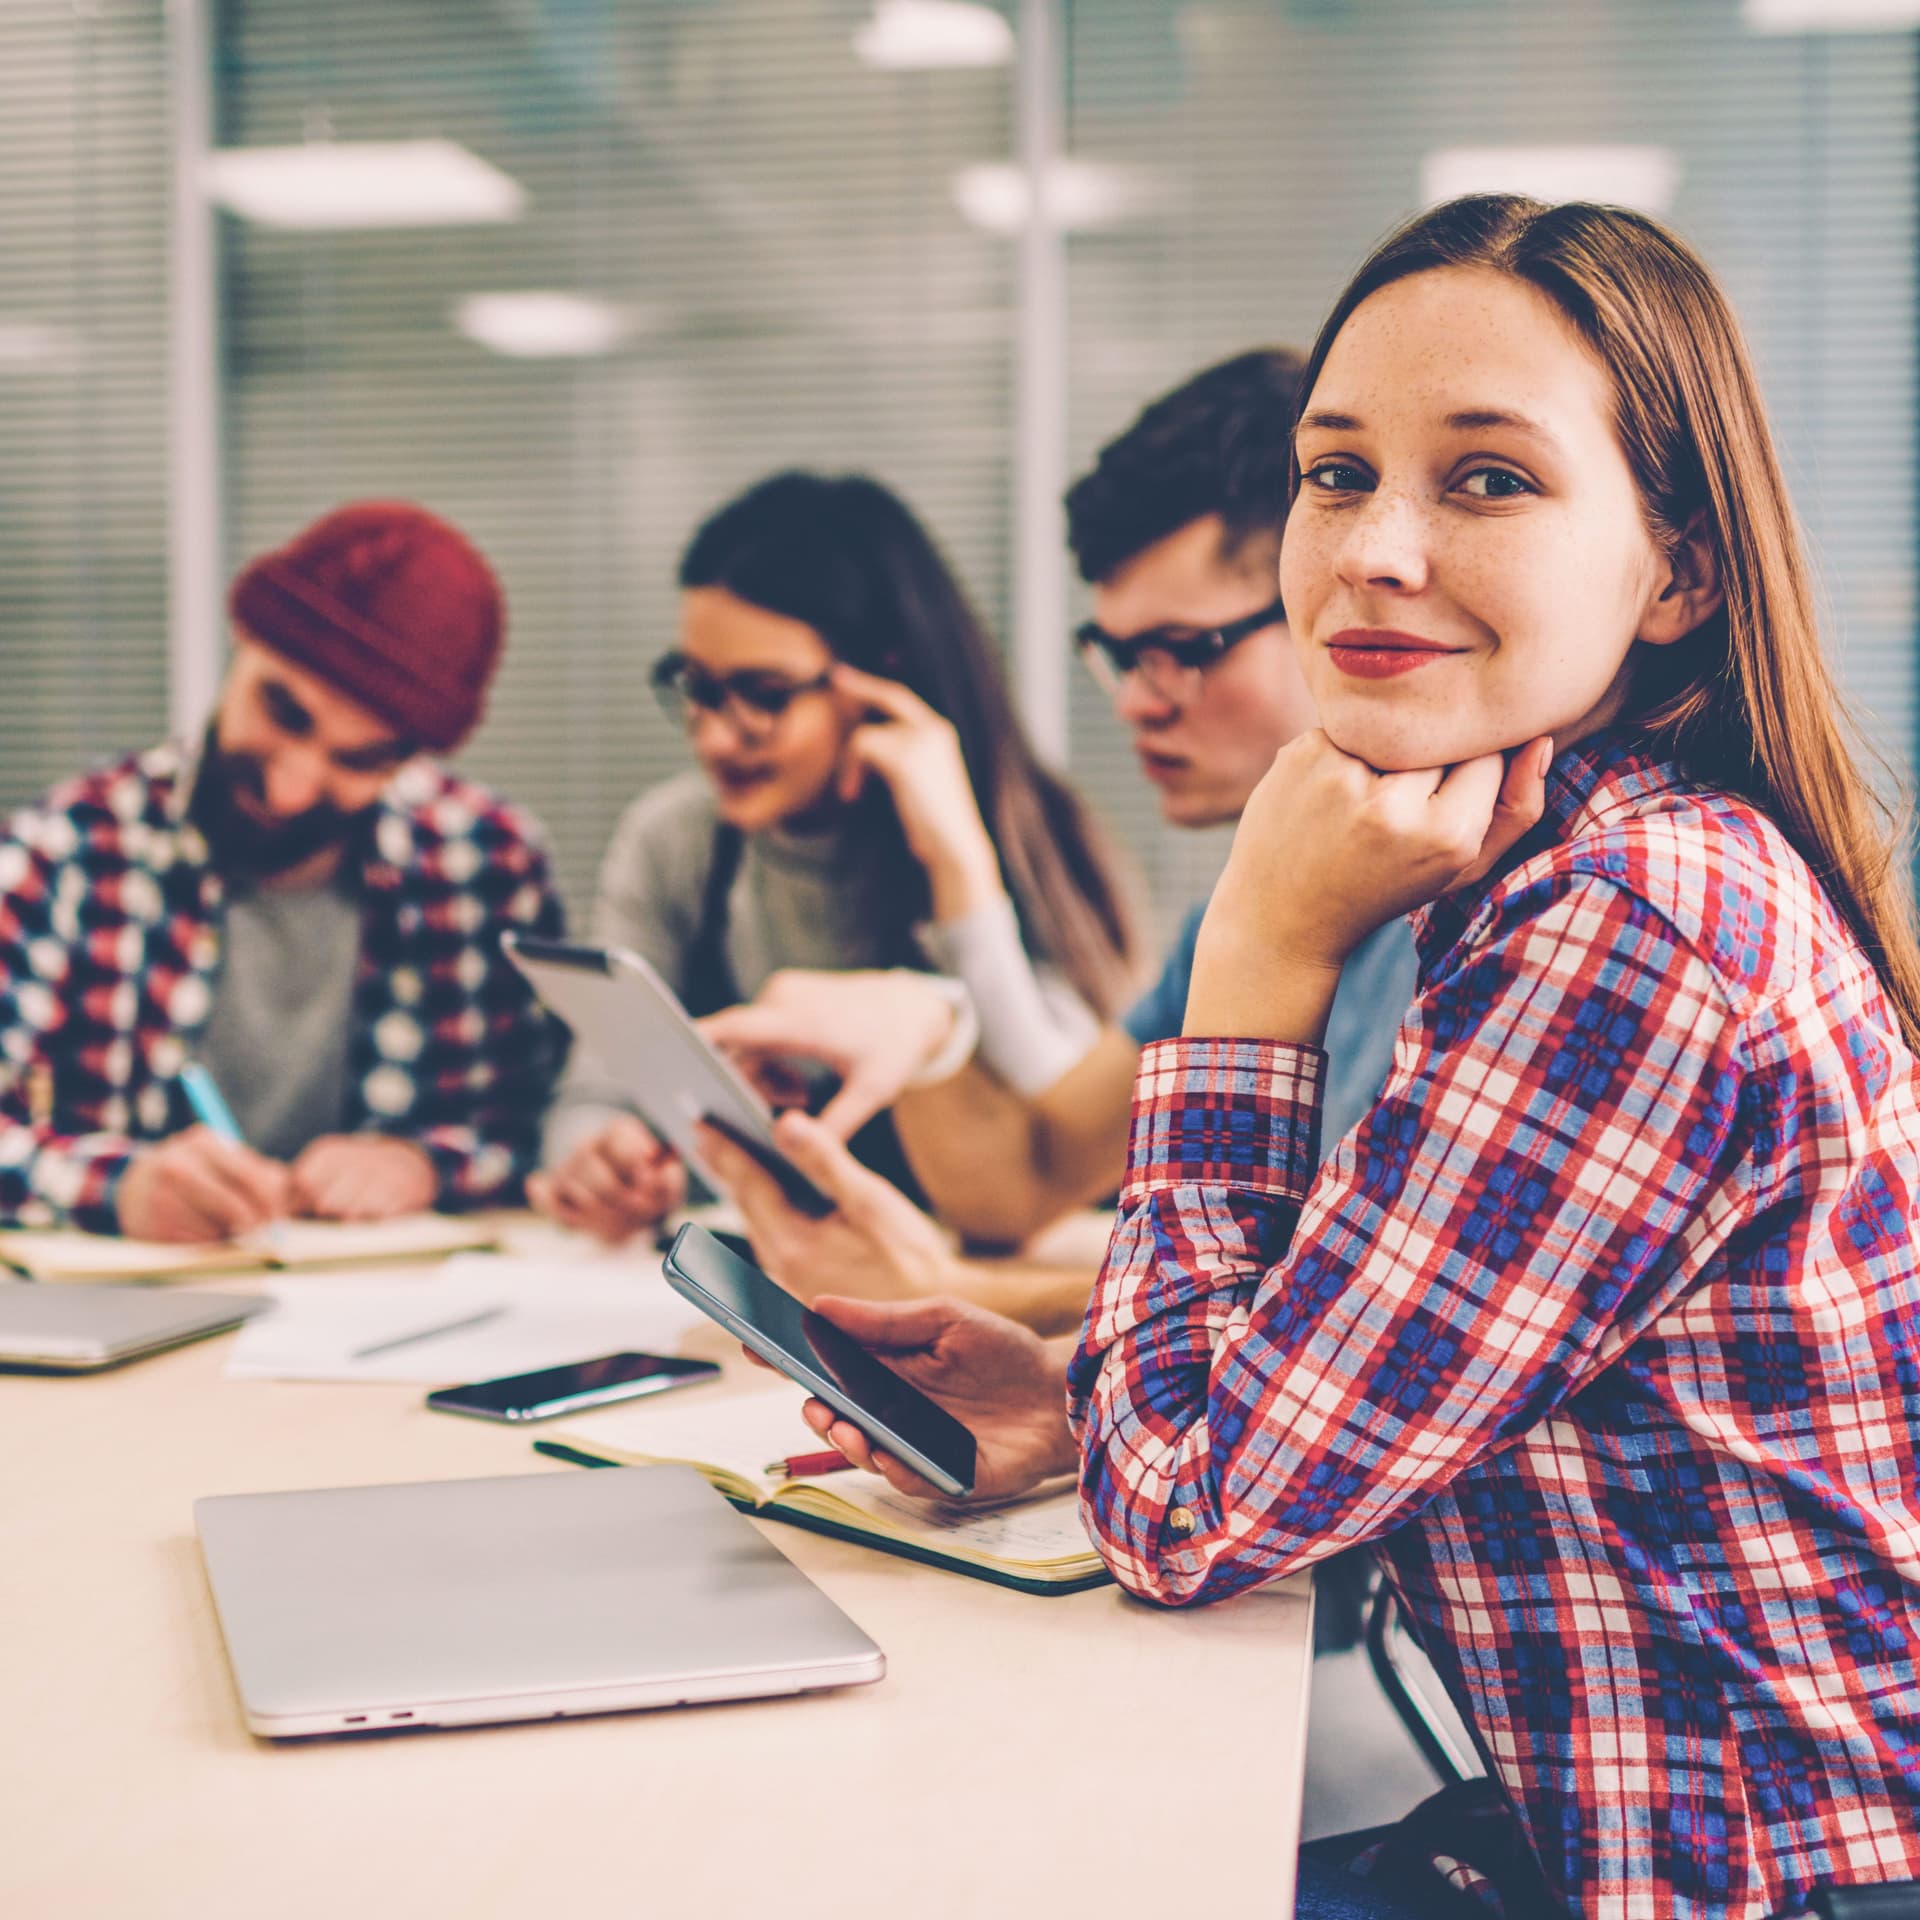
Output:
188,726,377,884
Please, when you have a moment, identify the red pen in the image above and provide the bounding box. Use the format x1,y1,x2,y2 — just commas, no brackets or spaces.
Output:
765,1449,854,1478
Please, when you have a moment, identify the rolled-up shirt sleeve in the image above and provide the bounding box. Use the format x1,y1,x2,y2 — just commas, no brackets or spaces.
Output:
1067,871,1747,1607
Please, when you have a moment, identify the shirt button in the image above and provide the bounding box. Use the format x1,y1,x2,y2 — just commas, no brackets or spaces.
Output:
1167,1506,1196,1536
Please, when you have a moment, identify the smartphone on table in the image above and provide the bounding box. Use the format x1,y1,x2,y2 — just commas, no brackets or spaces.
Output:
661,1223,977,1497
425,1351,721,1424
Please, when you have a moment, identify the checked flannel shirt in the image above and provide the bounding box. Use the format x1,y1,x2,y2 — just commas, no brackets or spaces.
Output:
1070,733,1920,1919
0,740,567,1233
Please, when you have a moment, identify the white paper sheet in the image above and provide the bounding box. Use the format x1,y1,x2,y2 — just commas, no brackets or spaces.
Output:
224,1250,707,1384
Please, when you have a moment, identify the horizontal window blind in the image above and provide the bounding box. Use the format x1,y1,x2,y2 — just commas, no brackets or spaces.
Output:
217,0,1019,918
1064,0,1918,932
7,3,1912,950
0,1,170,815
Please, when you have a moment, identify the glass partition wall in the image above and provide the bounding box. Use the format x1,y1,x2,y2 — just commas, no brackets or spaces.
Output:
0,0,1912,937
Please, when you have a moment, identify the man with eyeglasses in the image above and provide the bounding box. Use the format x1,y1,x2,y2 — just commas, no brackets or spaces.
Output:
0,502,565,1241
699,349,1420,1273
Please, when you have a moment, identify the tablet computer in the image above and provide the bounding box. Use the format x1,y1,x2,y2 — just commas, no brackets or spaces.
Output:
505,934,833,1218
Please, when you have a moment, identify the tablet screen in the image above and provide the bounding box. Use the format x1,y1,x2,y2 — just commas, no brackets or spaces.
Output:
505,936,833,1217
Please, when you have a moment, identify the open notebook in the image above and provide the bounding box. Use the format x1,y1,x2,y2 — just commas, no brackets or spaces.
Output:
539,1385,1111,1597
0,1214,501,1283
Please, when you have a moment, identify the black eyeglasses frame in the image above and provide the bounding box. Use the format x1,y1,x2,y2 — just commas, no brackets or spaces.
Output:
649,652,837,732
1072,594,1288,685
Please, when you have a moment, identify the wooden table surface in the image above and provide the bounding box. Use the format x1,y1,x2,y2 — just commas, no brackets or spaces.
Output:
0,1223,1311,1920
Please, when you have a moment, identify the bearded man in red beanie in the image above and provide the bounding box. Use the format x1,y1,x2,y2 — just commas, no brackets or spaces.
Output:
0,502,566,1240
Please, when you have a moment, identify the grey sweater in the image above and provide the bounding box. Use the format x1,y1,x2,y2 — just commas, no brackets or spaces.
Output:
545,770,1099,1160
594,772,917,1004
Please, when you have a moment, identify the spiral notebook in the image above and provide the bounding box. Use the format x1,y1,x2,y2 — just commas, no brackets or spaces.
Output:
537,1385,1110,1597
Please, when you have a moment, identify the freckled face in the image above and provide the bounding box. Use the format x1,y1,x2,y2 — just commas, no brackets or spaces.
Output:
1280,266,1673,771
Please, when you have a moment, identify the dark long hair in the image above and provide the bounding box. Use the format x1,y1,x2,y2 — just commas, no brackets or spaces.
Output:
1292,195,1920,1052
679,470,1141,1017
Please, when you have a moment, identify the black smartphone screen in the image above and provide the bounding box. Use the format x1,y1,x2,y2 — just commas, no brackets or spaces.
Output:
662,1224,978,1495
425,1351,720,1423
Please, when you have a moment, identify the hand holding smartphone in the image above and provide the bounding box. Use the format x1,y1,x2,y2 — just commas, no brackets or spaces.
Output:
660,1223,977,1496
426,1351,720,1423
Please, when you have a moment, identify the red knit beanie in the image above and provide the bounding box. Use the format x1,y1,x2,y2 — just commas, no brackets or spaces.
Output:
228,502,504,752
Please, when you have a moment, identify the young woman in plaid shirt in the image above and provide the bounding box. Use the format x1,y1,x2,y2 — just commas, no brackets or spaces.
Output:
794,195,1920,1917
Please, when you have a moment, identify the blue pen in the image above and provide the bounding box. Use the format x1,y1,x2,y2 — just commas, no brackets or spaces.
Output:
178,1063,244,1144
179,1063,288,1251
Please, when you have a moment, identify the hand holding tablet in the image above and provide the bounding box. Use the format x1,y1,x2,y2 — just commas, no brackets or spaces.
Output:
505,935,834,1219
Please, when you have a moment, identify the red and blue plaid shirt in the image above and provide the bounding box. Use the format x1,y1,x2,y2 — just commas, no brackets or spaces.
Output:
0,740,567,1233
1070,734,1920,1919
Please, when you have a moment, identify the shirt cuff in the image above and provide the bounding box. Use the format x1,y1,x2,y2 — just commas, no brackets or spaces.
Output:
917,895,1098,1097
14,1131,139,1234
899,973,980,1089
1120,1037,1326,1209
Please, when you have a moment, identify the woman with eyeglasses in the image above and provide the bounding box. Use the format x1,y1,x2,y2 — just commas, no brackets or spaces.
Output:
529,468,1142,1244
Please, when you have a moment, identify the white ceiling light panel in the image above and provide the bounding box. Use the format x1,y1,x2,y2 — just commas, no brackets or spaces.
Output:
854,0,1013,69
952,160,1164,235
203,138,526,231
453,292,632,359
1745,0,1920,30
1421,145,1681,215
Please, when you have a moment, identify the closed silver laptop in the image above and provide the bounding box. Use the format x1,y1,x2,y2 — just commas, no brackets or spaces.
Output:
196,1464,886,1738
0,1282,267,1371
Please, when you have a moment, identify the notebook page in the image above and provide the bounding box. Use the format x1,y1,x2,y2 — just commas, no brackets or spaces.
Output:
554,1387,1102,1573
0,1214,496,1282
552,1383,821,1489
260,1214,500,1267
810,1477,1098,1569
0,1231,258,1282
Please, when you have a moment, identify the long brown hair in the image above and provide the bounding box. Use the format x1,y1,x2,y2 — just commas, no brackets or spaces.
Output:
680,471,1142,1017
1292,194,1920,1052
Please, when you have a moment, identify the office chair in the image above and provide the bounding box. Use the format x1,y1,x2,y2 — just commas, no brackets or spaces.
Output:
1361,1581,1920,1920
1364,1573,1476,1787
